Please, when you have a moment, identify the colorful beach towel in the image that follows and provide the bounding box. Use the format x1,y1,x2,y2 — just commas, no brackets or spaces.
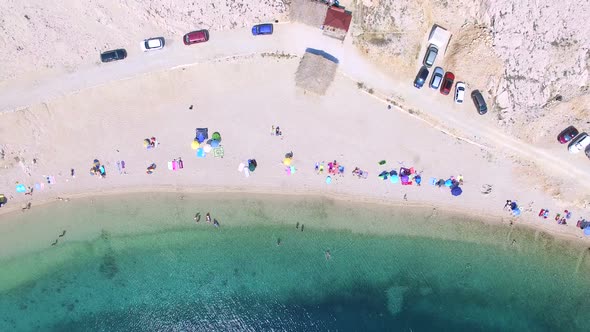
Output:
196,148,205,158
213,147,224,158
16,184,26,193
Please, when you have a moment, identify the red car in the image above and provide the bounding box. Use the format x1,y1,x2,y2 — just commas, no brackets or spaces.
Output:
440,72,455,95
183,30,209,45
557,126,579,144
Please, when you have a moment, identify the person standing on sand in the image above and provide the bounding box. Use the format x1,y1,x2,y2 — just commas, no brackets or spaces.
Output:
504,200,512,210
271,125,275,136
206,213,211,223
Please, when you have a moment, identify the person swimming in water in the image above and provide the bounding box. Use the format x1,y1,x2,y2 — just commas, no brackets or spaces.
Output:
296,222,299,229
213,219,220,227
206,213,211,223
194,213,201,223
277,238,281,246
325,250,331,260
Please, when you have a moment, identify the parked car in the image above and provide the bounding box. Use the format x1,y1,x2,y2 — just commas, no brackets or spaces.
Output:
252,23,273,36
557,126,579,144
471,90,488,115
414,66,429,89
423,44,438,68
454,82,466,103
429,67,444,89
183,30,209,45
440,72,454,95
568,133,590,153
141,37,165,51
100,49,127,63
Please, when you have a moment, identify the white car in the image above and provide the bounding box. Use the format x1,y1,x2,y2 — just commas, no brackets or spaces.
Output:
568,133,590,153
141,37,165,51
454,82,465,104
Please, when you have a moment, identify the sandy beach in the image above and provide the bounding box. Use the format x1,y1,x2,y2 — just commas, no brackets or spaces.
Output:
1,1,589,245
0,51,588,243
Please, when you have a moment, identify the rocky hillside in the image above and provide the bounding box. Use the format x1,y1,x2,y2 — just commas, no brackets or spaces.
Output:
0,0,288,81
352,0,590,141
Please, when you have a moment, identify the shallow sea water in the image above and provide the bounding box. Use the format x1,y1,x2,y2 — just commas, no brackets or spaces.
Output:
0,193,589,331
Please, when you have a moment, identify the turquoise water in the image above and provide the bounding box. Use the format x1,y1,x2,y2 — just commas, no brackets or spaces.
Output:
0,193,589,331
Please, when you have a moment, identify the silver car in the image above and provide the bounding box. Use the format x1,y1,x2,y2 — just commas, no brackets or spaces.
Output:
141,37,165,51
568,133,590,153
429,67,444,89
423,44,438,67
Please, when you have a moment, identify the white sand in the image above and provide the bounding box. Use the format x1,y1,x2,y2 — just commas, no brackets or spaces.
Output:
1,52,588,244
0,3,588,245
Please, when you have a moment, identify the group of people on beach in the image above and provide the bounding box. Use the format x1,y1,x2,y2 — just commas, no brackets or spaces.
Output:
537,208,571,225
194,212,220,227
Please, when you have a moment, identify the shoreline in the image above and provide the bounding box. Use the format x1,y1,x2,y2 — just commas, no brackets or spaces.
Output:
2,184,588,245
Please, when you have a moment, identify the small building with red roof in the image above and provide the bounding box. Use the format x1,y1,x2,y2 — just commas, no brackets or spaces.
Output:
322,6,352,40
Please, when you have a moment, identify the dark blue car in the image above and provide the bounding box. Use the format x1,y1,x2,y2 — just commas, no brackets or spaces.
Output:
252,23,273,36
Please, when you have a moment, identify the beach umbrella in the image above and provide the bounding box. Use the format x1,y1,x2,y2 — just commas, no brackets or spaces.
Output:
144,139,151,147
212,132,221,141
203,144,212,153
401,175,410,184
326,176,332,184
191,140,200,150
584,227,590,236
444,179,452,187
379,170,389,180
390,175,399,183
283,158,292,166
196,133,206,143
510,202,518,210
196,148,205,158
415,175,422,185
451,186,463,196
248,159,257,172
285,151,294,159
210,140,220,148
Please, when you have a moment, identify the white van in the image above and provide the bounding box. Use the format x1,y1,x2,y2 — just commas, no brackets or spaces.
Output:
568,133,590,153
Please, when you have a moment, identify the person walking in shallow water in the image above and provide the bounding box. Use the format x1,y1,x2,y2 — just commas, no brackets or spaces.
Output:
194,213,201,223
206,213,211,223
301,224,304,232
296,222,299,229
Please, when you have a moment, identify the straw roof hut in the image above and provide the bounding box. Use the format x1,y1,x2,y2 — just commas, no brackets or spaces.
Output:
295,50,338,95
